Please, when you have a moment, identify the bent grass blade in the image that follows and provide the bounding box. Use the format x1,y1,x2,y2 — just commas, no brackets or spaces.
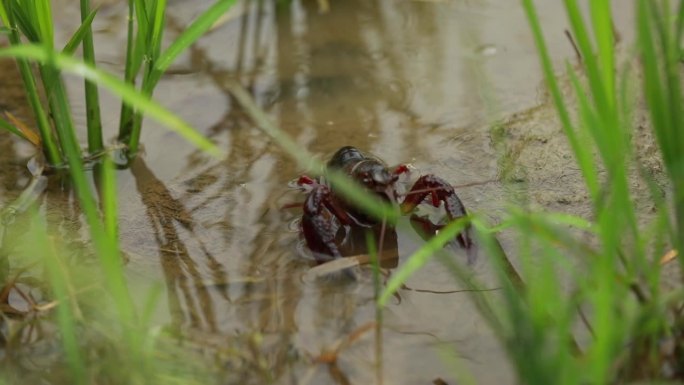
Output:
61,6,99,55
377,217,469,306
4,111,41,147
0,115,34,145
152,0,238,83
225,80,398,224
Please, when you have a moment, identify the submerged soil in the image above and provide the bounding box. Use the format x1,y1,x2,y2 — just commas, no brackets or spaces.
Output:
0,1,662,384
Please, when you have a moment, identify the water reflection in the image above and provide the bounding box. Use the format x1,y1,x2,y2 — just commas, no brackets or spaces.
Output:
129,157,227,331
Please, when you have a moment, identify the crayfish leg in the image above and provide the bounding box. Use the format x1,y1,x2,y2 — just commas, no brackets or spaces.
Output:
301,184,360,262
301,186,344,261
402,174,477,263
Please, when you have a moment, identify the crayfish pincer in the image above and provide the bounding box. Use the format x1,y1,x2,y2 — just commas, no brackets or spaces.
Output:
296,146,476,264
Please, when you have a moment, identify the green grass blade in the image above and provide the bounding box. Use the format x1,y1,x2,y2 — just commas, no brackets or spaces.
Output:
34,0,54,48
126,73,151,154
126,0,236,153
563,0,610,115
130,7,147,76
471,216,525,291
677,0,684,46
378,217,469,306
521,0,599,201
365,231,382,302
589,0,615,108
148,0,166,60
70,0,104,154
15,61,62,164
61,6,98,55
123,0,167,152
152,0,237,83
511,209,598,260
566,64,607,164
8,1,40,42
0,44,222,157
79,0,104,154
638,0,684,257
38,49,141,366
117,0,138,142
326,170,398,223
0,1,8,23
436,242,504,332
226,81,312,162
637,1,670,164
564,0,619,172
133,0,150,49
647,1,668,55
657,1,683,169
1,5,62,164
365,231,384,385
29,213,86,385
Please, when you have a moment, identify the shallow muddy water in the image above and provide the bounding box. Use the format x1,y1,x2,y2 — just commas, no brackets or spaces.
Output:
0,1,641,384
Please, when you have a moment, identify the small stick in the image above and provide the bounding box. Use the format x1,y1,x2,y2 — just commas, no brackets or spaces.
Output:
401,284,500,295
565,29,582,64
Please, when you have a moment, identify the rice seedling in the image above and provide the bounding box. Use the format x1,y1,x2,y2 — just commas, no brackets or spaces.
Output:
118,0,238,155
0,1,235,383
0,0,234,164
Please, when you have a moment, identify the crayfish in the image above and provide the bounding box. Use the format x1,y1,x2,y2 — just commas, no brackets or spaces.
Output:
296,146,476,265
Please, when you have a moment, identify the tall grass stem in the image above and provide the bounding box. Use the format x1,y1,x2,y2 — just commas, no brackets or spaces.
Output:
79,0,104,154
